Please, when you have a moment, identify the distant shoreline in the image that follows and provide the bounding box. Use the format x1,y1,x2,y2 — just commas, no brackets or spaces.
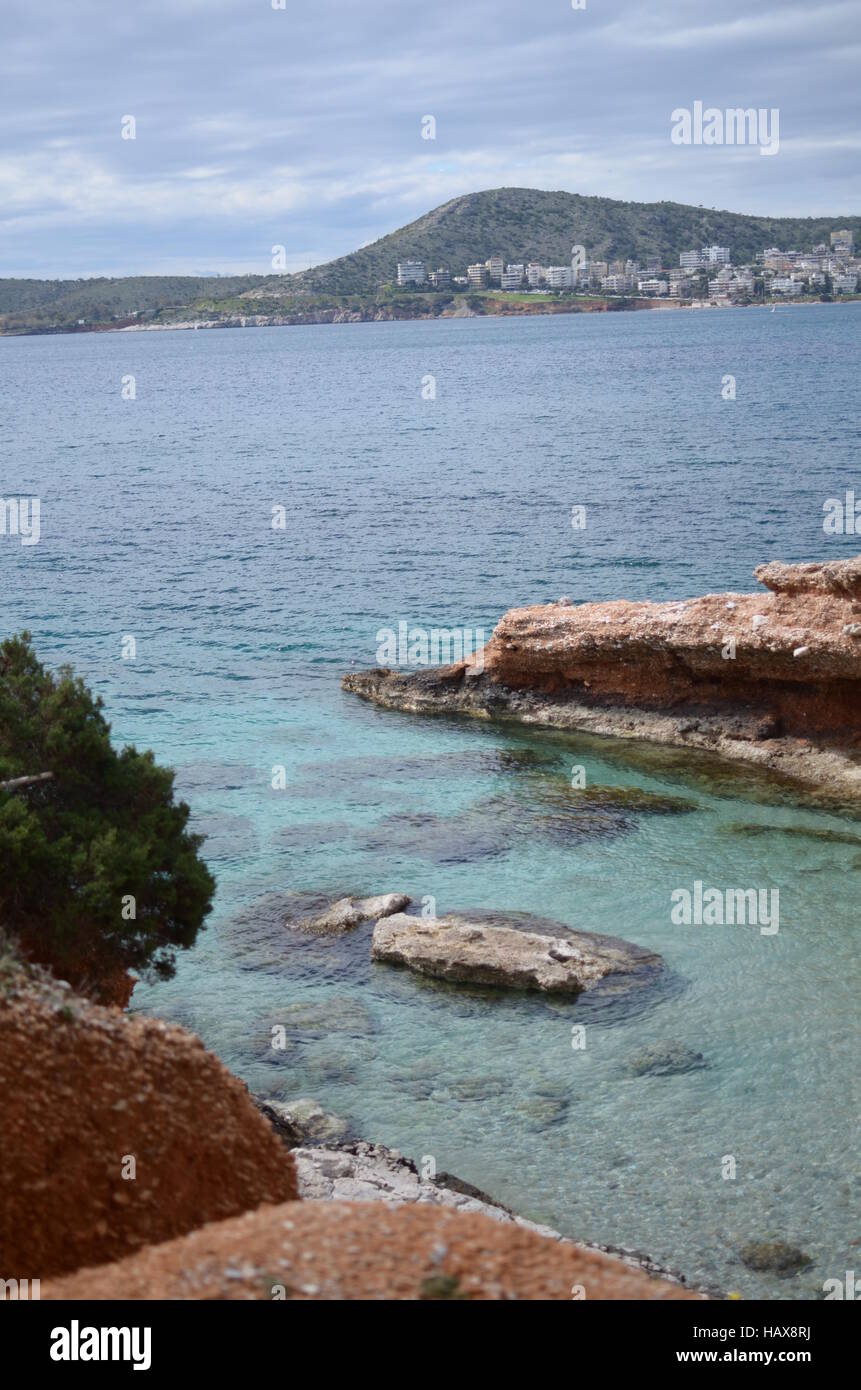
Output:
2,294,856,340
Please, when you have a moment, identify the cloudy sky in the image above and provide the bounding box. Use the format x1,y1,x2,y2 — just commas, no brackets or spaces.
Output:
1,0,859,278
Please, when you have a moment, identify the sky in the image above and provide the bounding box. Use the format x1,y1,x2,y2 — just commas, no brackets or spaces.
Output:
1,0,859,279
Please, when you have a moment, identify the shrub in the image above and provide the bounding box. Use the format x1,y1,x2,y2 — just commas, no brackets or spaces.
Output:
0,633,214,996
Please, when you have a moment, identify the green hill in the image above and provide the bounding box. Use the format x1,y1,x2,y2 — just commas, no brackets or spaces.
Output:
290,187,861,293
1,188,858,332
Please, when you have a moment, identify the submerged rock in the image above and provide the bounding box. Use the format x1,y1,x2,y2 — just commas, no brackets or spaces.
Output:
257,1097,351,1147
574,785,698,814
274,996,377,1038
518,1096,571,1128
723,822,861,847
738,1240,812,1277
628,1042,709,1077
371,912,662,996
447,1076,510,1102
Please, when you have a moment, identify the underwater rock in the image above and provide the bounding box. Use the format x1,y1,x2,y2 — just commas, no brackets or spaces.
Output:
628,1042,709,1077
738,1240,812,1277
518,1096,571,1128
447,1077,510,1102
274,996,377,1038
723,822,861,847
573,786,698,814
371,912,663,996
258,1097,351,1146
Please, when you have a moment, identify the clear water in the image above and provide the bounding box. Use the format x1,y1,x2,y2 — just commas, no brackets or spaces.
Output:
2,305,859,1299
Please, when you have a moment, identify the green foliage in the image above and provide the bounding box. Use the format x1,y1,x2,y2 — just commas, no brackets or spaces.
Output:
0,634,214,986
4,190,859,333
288,188,861,296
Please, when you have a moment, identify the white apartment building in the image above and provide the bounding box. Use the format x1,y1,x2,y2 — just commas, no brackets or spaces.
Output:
680,250,704,269
546,266,574,289
602,273,634,293
485,254,504,284
834,273,858,293
467,263,488,288
637,278,668,297
831,230,854,254
526,262,544,287
501,264,525,289
705,246,731,265
396,260,425,285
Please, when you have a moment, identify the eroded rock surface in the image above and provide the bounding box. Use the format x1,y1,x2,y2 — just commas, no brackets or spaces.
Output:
343,556,861,796
0,954,298,1279
371,912,662,995
290,892,410,935
42,1198,702,1301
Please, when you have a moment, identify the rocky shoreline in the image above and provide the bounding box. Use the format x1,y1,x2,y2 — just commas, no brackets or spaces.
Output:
343,556,861,800
254,1097,714,1294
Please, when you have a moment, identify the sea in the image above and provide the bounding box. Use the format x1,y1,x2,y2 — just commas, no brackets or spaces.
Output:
2,302,859,1298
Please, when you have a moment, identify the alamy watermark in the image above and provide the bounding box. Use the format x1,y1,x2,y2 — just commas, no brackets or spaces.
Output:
1,496,40,546
823,490,861,534
375,621,486,671
671,881,779,935
671,102,779,156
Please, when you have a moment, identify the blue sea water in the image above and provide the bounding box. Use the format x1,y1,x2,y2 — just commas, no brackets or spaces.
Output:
2,304,859,1298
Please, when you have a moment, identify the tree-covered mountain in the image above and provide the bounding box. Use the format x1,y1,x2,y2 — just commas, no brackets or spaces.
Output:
0,275,265,332
291,187,861,293
2,188,858,332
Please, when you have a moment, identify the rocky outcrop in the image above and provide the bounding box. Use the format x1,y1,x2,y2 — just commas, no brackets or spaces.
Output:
371,912,662,995
755,554,861,601
41,1198,702,1301
293,892,410,935
343,556,861,796
0,955,297,1279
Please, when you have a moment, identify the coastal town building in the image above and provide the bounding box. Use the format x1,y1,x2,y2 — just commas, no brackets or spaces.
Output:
485,254,504,285
396,260,425,285
393,230,858,304
546,266,574,289
501,264,525,289
637,278,668,297
602,273,634,293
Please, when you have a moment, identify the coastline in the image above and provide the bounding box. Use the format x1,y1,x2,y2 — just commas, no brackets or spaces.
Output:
343,558,861,803
343,667,861,801
2,294,857,339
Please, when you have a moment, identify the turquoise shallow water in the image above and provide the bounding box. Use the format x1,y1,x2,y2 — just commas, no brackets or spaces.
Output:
1,305,859,1298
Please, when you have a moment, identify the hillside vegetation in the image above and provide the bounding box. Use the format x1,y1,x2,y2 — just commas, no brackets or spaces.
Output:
291,187,861,294
2,188,858,332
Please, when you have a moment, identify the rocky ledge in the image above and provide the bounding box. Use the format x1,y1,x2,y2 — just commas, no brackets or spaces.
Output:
371,912,662,995
343,555,861,797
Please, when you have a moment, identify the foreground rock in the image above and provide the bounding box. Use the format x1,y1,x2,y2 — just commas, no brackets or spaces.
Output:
343,555,861,797
371,912,662,995
42,1198,701,1301
0,949,297,1279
